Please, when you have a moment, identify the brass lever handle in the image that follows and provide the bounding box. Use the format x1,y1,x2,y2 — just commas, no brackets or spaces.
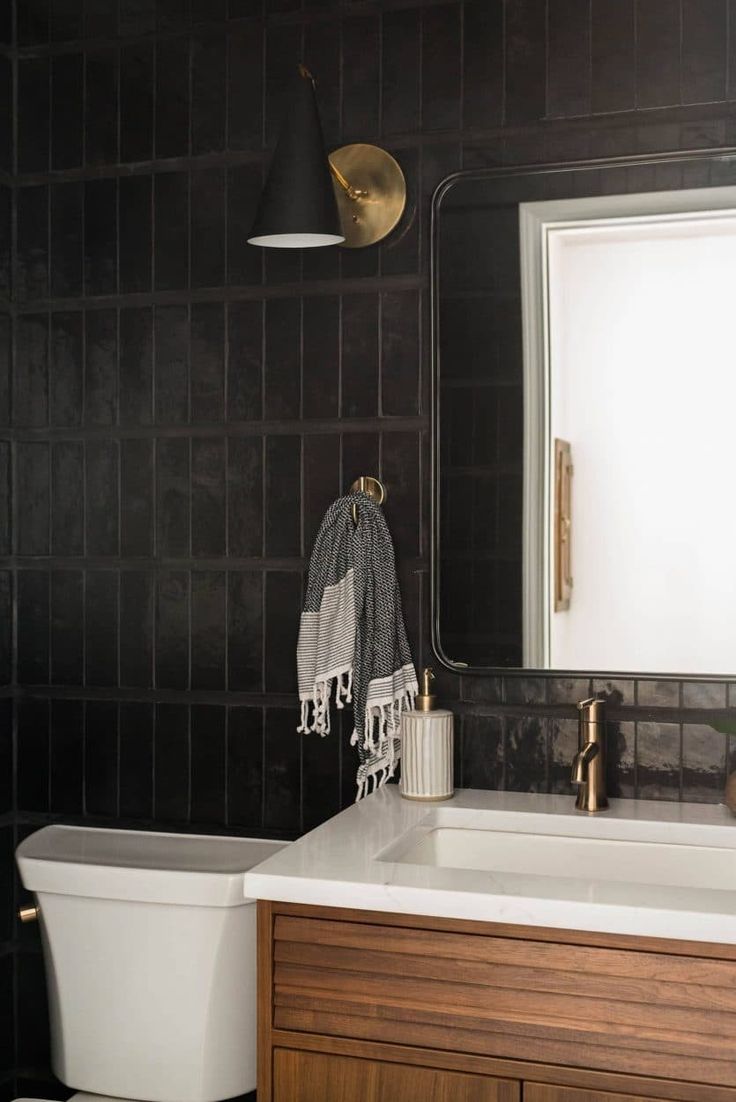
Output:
18,905,39,924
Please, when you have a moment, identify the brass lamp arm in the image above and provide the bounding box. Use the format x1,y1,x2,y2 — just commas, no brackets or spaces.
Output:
329,159,368,202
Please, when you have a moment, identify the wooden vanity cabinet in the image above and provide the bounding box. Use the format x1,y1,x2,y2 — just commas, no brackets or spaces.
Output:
258,901,736,1102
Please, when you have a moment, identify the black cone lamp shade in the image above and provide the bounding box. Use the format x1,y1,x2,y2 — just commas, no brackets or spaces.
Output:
248,69,345,248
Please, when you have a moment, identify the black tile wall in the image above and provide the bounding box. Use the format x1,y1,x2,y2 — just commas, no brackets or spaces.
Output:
2,0,736,1093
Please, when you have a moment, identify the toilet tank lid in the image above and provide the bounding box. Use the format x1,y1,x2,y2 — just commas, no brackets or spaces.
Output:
16,825,290,907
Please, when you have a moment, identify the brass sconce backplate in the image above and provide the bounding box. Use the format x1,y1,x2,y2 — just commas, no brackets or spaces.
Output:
329,144,406,248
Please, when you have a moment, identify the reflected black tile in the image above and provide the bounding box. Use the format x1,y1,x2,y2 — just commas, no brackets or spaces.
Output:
155,37,191,159
591,0,635,114
154,172,189,290
86,440,119,555
341,15,379,139
119,702,154,819
264,707,300,833
154,703,190,823
228,707,263,829
227,22,262,149
637,721,681,800
302,296,338,420
51,53,83,170
16,442,50,556
191,168,226,288
84,179,118,296
422,4,461,130
227,300,262,420
265,436,300,557
302,708,340,831
17,953,50,1070
191,705,227,823
85,700,119,818
636,0,681,108
120,307,153,425
51,570,83,685
18,0,49,44
381,291,419,416
0,574,10,684
192,30,226,153
460,714,503,790
227,165,263,286
14,315,48,428
381,8,420,134
18,57,50,172
192,437,226,555
547,0,592,117
17,187,49,302
50,699,84,814
382,431,420,561
264,299,300,419
227,436,262,556
50,182,83,298
119,0,156,37
683,681,727,708
85,50,119,166
119,176,153,293
462,0,503,130
17,571,50,685
50,0,84,40
121,439,153,556
85,309,117,425
265,571,300,693
155,305,189,423
228,571,263,691
155,571,190,689
303,435,340,551
191,571,226,689
17,698,50,811
682,0,727,103
505,0,546,123
505,716,548,792
50,312,83,427
341,294,378,418
156,438,190,556
120,571,154,687
51,441,84,555
190,302,225,419
85,571,118,687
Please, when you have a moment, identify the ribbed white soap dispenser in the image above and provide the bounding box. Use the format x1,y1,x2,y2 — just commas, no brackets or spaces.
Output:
400,667,454,801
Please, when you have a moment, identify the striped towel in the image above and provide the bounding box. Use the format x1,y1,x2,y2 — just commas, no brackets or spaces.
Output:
297,491,418,799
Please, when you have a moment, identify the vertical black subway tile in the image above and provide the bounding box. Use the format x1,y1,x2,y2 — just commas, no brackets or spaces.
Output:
120,570,154,687
85,701,119,818
17,698,50,812
190,169,226,290
462,715,505,789
191,705,227,824
228,22,263,150
227,707,263,829
119,702,155,820
121,438,154,557
190,302,225,420
157,437,190,556
341,294,378,418
265,571,300,693
227,300,262,421
264,24,301,148
155,36,191,159
17,187,49,302
381,8,421,135
421,5,462,130
156,571,190,689
227,436,263,556
0,573,10,683
50,0,84,40
191,30,227,153
85,49,119,166
462,0,503,129
119,0,156,34
84,0,118,36
50,182,84,298
85,570,119,686
228,571,263,691
227,164,263,286
505,0,547,124
86,440,119,556
265,435,301,556
682,723,725,802
547,0,592,117
637,721,681,800
50,700,84,814
17,571,50,685
155,305,189,424
591,0,636,114
264,299,300,420
14,315,49,427
50,570,83,685
51,441,84,555
18,0,49,45
0,316,8,427
17,954,51,1069
0,3,10,43
120,43,155,163
85,309,118,425
342,15,380,139
0,186,9,297
191,437,226,555
120,307,153,426
84,179,118,296
264,707,300,833
303,435,340,554
191,0,226,22
636,0,681,108
682,0,727,103
154,702,190,822
119,176,153,294
302,710,340,831
0,446,8,556
382,431,420,561
50,51,83,167
154,172,189,291
18,57,50,172
191,571,226,689
302,296,339,420
381,290,420,416
341,431,380,490
16,442,50,555
506,716,548,792
0,59,9,175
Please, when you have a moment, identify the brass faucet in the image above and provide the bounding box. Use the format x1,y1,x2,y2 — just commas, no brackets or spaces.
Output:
571,696,609,812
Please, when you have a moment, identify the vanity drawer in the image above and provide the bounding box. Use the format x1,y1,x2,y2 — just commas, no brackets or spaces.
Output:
272,915,736,1089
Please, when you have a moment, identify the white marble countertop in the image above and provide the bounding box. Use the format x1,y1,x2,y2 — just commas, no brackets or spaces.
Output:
243,787,736,944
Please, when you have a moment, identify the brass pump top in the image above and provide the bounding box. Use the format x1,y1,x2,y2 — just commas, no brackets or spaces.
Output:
416,667,437,712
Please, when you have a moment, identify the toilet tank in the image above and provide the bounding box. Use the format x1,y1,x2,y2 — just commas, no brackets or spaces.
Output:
16,826,289,1102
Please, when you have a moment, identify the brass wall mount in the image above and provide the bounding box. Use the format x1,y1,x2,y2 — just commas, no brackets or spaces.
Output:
349,476,386,525
329,144,406,248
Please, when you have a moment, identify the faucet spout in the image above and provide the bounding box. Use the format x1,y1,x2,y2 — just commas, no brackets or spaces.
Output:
571,697,609,813
571,741,599,785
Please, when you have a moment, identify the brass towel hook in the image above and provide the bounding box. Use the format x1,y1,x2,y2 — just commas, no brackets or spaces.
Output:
349,476,386,525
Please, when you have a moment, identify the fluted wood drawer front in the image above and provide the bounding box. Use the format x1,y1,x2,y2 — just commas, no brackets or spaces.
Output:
272,915,736,1088
273,1048,520,1102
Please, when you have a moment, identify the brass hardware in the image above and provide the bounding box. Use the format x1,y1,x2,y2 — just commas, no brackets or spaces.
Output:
554,438,573,612
571,696,609,812
349,475,386,525
416,667,437,712
328,144,406,249
18,905,39,924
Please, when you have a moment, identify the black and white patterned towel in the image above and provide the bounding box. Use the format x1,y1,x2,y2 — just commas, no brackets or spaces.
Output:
297,491,418,798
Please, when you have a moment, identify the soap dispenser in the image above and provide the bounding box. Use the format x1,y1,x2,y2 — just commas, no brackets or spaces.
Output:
400,668,454,801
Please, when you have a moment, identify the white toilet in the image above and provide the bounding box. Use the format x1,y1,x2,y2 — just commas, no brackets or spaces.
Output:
15,824,288,1102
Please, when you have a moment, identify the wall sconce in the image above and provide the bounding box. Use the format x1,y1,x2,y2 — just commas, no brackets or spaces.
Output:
248,66,406,250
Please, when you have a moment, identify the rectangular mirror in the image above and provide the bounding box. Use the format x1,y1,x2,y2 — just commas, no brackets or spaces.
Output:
432,149,736,678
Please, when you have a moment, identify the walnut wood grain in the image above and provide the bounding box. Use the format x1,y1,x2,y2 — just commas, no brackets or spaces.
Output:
526,1086,673,1102
257,900,274,1102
